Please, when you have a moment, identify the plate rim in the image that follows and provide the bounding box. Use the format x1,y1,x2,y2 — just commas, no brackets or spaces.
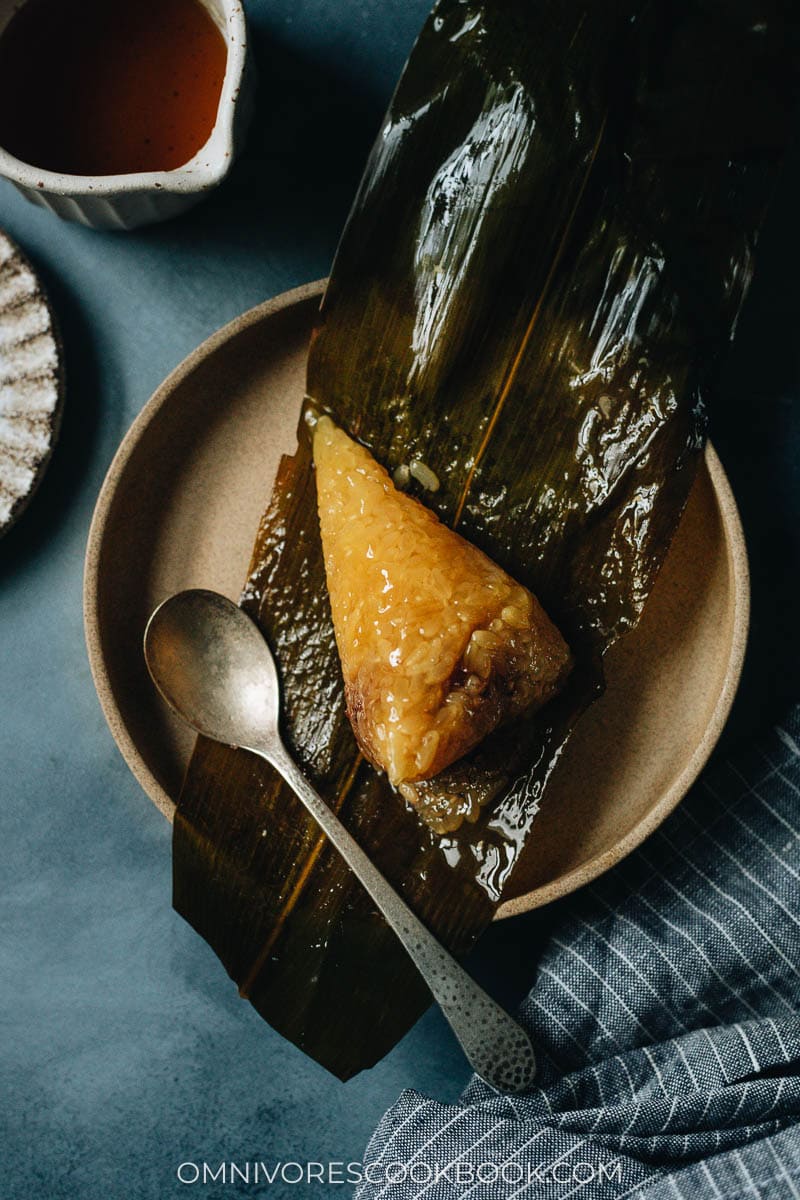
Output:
83,279,750,919
497,443,749,917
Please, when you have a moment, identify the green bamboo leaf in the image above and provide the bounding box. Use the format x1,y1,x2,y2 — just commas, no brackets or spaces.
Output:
174,0,799,1078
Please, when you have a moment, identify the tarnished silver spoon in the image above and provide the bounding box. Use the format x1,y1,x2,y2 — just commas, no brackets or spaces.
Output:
144,589,536,1092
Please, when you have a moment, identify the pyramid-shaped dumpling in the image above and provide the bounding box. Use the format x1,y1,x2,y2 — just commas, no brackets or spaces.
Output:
313,416,571,789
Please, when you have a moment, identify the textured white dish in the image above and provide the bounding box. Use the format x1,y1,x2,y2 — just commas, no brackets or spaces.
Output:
0,0,253,231
0,230,63,534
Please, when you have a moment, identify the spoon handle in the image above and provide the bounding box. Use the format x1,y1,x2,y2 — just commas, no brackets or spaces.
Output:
263,741,536,1094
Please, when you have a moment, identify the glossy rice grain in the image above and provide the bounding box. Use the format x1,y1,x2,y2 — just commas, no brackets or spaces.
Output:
313,417,572,806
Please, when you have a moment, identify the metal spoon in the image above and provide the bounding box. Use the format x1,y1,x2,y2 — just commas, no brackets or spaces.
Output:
144,588,536,1093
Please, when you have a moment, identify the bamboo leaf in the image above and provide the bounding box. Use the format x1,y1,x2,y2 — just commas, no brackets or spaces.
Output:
174,0,799,1078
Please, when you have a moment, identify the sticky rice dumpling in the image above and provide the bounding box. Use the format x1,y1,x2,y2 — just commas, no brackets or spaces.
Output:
313,416,572,799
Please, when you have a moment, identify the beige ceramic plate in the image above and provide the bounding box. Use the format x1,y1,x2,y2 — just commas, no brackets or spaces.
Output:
84,280,749,919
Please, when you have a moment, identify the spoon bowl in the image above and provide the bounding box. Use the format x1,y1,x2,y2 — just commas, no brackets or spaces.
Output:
145,589,280,752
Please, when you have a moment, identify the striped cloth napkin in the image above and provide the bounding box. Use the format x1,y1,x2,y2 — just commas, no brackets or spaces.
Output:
357,714,800,1199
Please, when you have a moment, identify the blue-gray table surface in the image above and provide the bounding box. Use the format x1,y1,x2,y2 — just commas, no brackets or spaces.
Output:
1,2,799,1196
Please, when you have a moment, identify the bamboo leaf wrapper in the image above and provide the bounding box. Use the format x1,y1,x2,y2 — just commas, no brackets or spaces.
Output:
174,0,800,1078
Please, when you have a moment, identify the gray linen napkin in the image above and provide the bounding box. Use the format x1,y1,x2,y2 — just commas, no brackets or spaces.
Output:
356,713,800,1199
